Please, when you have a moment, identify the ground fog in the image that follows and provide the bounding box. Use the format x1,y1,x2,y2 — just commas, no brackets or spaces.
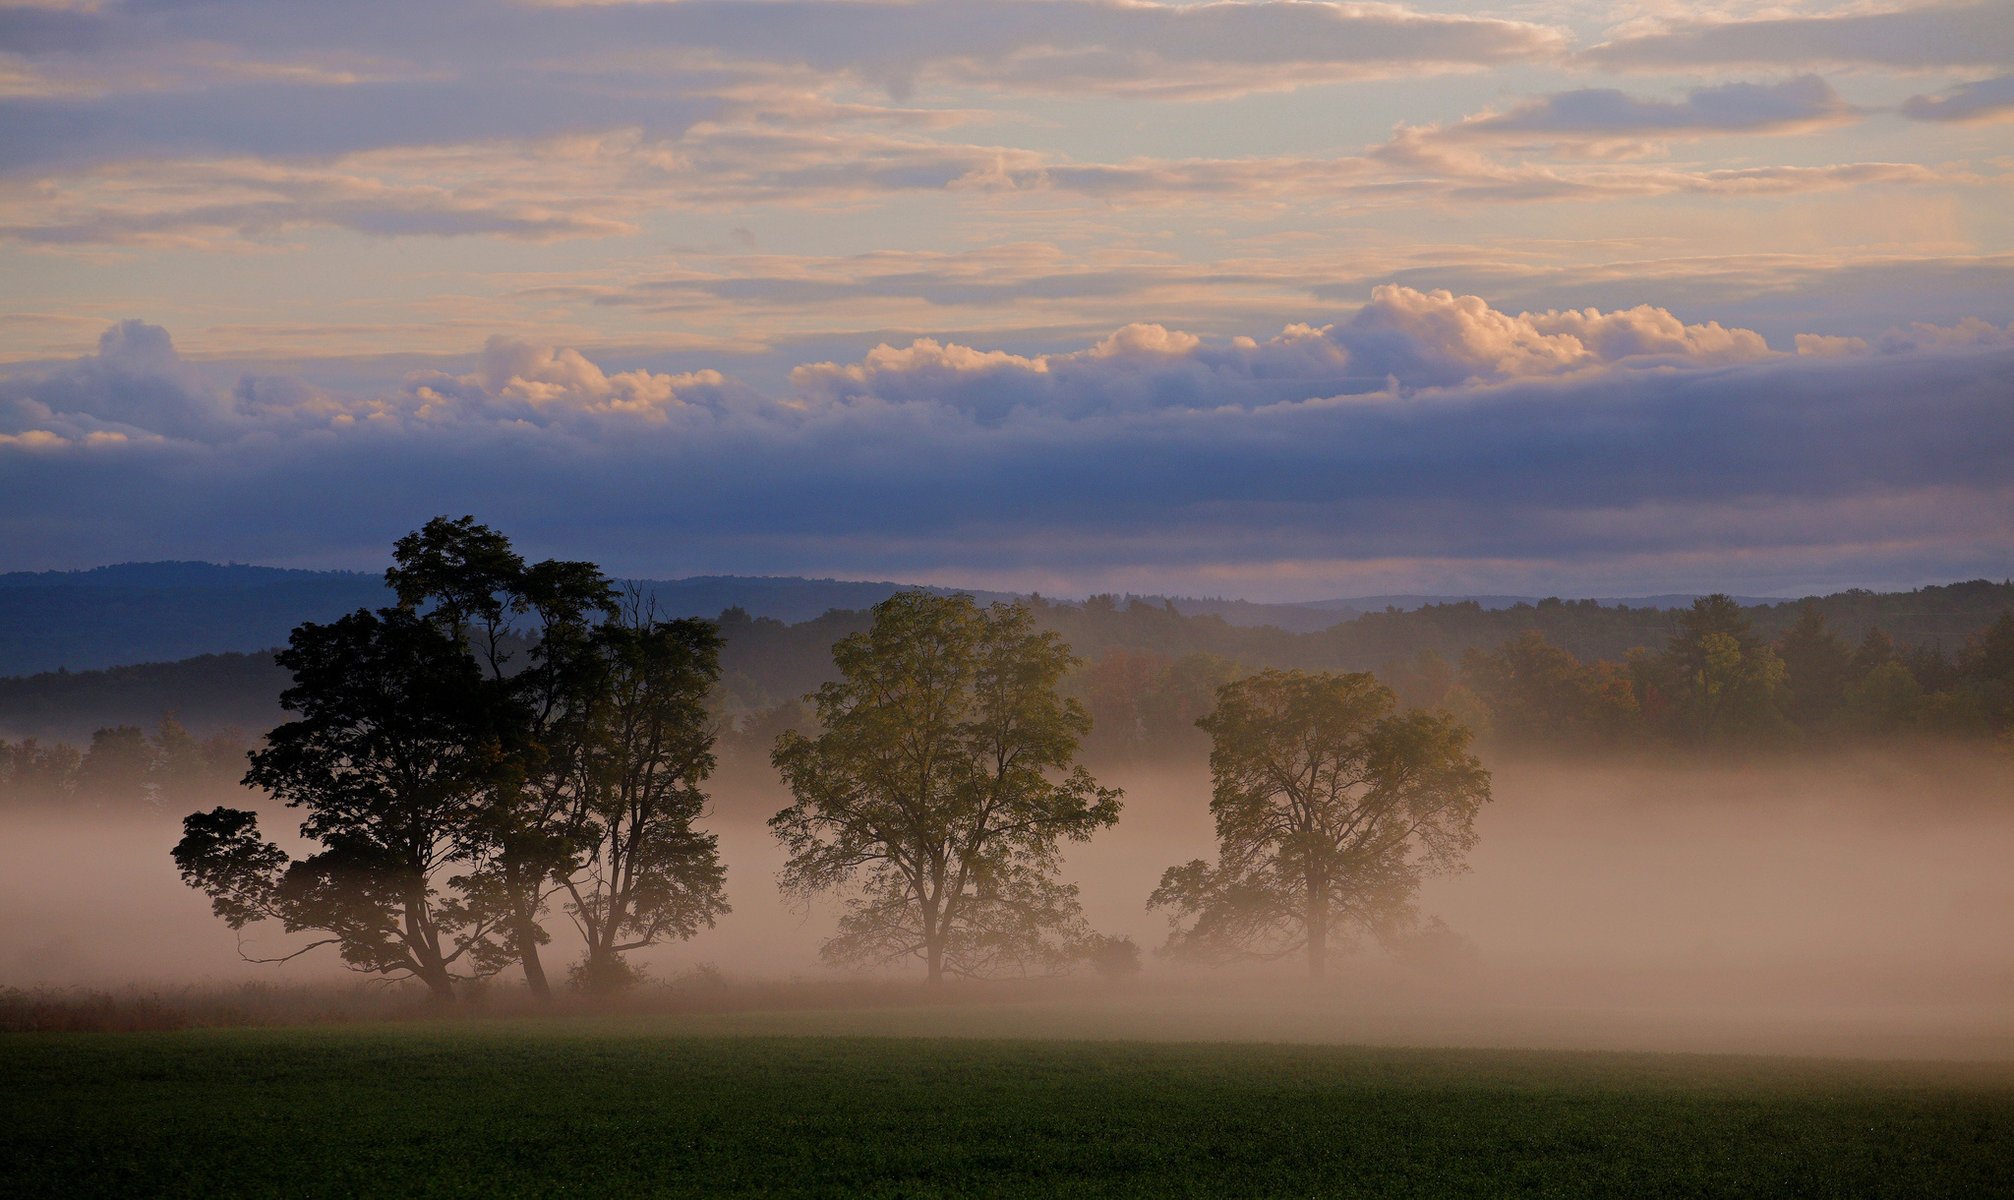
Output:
3,750,2010,1059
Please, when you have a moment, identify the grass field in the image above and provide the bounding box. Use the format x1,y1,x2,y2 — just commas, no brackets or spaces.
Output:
4,1014,2011,1198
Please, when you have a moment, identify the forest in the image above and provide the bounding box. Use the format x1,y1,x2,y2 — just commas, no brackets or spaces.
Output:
6,578,2011,808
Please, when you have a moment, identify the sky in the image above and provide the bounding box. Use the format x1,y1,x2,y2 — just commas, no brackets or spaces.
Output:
1,0,2010,601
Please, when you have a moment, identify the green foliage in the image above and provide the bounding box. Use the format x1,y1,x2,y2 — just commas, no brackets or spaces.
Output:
1152,670,1490,978
771,593,1121,981
1462,630,1638,748
13,580,2014,774
1776,604,1854,732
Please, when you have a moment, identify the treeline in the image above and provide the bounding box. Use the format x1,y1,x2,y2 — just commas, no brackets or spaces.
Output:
0,716,250,808
7,595,2013,789
1066,597,2014,759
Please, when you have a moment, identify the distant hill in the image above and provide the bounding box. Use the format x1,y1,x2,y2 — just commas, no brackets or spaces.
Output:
0,565,393,677
0,563,1022,677
8,561,1755,676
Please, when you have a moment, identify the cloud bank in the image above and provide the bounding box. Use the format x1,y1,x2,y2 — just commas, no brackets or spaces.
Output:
2,289,2008,596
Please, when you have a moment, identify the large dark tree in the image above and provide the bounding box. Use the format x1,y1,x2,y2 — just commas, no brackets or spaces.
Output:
771,593,1121,984
175,516,728,1000
385,515,615,997
174,608,512,1000
1151,670,1489,981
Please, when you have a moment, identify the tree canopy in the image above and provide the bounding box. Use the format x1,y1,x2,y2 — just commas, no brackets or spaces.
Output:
1151,669,1489,980
172,517,728,1000
771,593,1121,983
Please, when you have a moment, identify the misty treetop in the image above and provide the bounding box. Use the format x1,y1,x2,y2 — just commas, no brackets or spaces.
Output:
172,517,729,1001
771,592,1123,984
0,714,247,809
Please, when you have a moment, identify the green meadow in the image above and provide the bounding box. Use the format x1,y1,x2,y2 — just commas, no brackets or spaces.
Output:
5,1014,2010,1198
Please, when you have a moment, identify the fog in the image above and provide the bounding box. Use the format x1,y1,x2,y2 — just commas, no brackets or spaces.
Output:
5,751,2011,1060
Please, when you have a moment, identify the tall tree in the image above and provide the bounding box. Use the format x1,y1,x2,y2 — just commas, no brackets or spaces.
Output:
175,517,729,1000
771,593,1121,984
1151,670,1489,981
173,607,512,1000
1651,594,1790,744
1776,604,1853,734
385,515,615,997
76,725,151,806
558,602,730,991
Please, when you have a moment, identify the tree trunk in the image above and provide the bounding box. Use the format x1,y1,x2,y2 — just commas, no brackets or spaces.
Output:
1306,879,1328,983
517,916,551,1000
416,963,457,1003
925,933,945,987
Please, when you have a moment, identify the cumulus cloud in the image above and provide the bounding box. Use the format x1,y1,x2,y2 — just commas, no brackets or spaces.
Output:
792,287,1777,418
1585,1,2014,71
1,314,2008,595
0,324,767,445
1798,316,2014,357
1901,74,2014,123
0,320,225,443
400,336,757,425
1336,286,1770,384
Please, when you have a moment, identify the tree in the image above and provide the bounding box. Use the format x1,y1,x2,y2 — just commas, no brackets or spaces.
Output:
384,514,617,997
1461,630,1637,749
0,738,79,807
76,725,151,806
558,602,730,991
1961,611,2014,731
173,607,513,1001
1150,670,1489,981
771,593,1121,984
1653,595,1789,744
1776,604,1852,734
175,517,732,1000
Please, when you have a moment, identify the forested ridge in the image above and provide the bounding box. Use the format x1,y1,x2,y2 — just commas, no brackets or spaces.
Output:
4,580,2010,794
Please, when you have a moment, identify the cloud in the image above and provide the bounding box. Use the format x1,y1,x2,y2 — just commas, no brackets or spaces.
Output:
1,298,2008,594
788,286,1779,417
5,114,1971,253
1901,74,2014,123
399,336,759,425
0,158,637,247
0,323,765,443
9,1,1566,105
0,77,725,175
1334,286,1770,385
1586,2,2014,71
0,320,228,441
1429,77,1855,152
1,314,2007,595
